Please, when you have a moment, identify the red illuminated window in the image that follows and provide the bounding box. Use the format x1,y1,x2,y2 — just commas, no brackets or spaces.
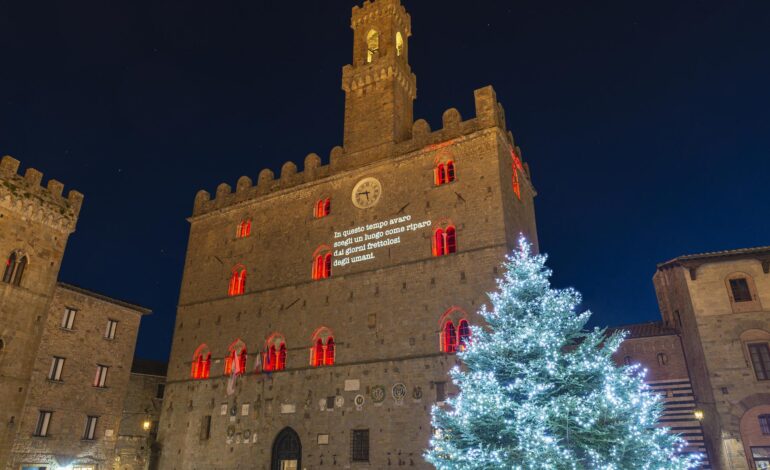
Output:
442,321,457,353
434,161,456,186
228,266,247,296
3,251,27,286
224,340,247,376
263,335,287,372
315,198,331,218
313,253,332,280
237,219,251,238
310,328,335,367
511,151,523,200
191,345,211,379
458,320,471,351
433,226,457,257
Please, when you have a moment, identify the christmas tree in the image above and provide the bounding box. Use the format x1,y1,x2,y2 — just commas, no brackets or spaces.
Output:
425,240,700,469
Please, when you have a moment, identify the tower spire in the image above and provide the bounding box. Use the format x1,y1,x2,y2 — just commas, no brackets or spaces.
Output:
342,0,417,155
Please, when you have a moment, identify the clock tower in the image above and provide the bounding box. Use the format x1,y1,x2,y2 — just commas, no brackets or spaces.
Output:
342,0,416,155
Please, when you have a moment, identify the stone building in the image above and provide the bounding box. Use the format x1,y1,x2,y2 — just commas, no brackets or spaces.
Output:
0,155,152,470
654,247,770,469
156,0,537,468
116,360,167,470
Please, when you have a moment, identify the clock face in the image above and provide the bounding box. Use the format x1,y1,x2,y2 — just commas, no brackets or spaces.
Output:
352,177,382,209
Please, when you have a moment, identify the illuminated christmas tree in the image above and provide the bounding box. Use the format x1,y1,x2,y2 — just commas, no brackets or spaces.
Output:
425,240,700,469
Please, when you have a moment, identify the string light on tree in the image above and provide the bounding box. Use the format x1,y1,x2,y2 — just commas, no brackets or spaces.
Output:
425,238,702,469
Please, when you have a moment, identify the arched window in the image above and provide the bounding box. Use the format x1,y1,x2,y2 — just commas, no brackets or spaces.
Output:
511,151,523,201
237,219,251,238
458,320,471,351
366,30,379,63
3,251,27,286
433,227,457,257
442,321,457,353
224,340,247,376
396,32,404,57
325,338,335,366
310,328,335,367
433,229,445,256
314,198,331,218
434,162,456,186
264,335,287,372
192,345,211,380
312,339,324,367
657,352,668,366
312,252,332,280
228,266,247,296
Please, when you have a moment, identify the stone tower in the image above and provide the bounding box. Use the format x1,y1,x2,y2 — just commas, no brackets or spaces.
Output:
0,156,83,467
157,0,537,468
342,0,416,155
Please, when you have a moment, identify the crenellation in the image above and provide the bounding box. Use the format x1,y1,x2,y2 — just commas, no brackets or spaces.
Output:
191,86,515,218
0,155,83,231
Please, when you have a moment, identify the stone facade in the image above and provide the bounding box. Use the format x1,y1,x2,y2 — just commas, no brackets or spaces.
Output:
0,156,83,469
654,247,770,469
0,156,152,470
157,1,537,468
116,360,167,470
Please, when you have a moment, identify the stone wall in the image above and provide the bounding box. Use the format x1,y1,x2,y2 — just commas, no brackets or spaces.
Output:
7,284,148,470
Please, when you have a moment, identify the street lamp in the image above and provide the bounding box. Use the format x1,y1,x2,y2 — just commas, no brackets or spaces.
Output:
142,420,152,431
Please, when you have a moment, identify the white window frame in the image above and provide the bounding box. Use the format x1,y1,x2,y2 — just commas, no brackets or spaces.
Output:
34,410,52,437
94,365,108,388
61,307,77,330
48,357,65,381
105,319,118,340
83,415,98,440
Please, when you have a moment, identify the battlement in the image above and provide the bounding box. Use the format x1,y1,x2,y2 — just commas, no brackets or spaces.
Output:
0,155,84,232
192,86,520,218
351,0,411,34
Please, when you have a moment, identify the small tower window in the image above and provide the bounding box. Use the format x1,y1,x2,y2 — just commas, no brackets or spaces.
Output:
656,353,668,366
442,321,457,353
313,252,332,280
623,356,632,366
228,266,247,296
315,198,331,218
236,219,251,238
396,32,404,57
458,320,471,351
433,226,457,257
730,278,753,302
3,251,27,286
434,162,456,186
366,30,379,63
511,151,524,201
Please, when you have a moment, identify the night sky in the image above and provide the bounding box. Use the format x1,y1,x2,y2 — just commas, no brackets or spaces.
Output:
1,0,768,361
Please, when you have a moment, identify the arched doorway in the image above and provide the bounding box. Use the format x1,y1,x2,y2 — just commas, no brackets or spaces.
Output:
271,427,301,470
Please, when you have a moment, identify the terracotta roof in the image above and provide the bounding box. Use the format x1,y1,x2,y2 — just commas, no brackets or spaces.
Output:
131,358,168,377
606,321,677,339
657,246,770,270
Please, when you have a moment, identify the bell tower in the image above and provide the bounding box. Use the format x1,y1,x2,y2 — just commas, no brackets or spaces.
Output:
342,0,416,154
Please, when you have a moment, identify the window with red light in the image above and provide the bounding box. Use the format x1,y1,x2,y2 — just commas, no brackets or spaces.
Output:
310,328,335,367
3,251,27,286
434,161,456,186
224,340,247,376
432,226,457,257
236,219,252,238
458,320,471,351
439,308,470,354
511,151,523,201
312,252,332,280
191,345,211,379
263,335,287,372
314,198,331,218
228,266,247,296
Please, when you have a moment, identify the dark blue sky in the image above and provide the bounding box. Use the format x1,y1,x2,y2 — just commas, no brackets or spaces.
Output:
1,0,768,361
